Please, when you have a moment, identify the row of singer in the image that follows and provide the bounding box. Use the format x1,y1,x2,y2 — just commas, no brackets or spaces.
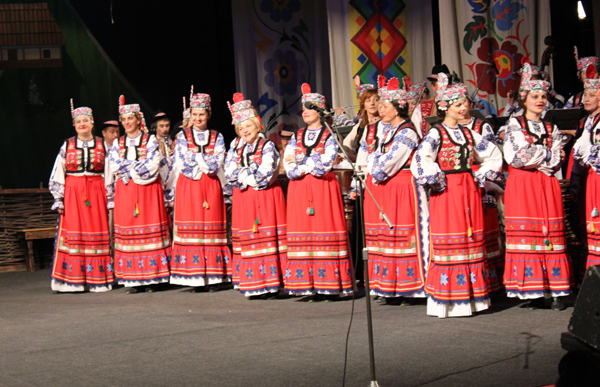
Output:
48,59,600,319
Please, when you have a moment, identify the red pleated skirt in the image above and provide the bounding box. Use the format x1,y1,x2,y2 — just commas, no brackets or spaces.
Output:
585,168,600,268
113,179,171,286
51,175,114,290
483,205,504,292
285,173,353,295
503,167,571,298
236,181,287,296
170,174,231,286
231,187,242,288
363,175,382,269
426,172,491,304
365,170,426,297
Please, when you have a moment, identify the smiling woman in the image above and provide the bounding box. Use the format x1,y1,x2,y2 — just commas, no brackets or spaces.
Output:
411,73,504,318
224,93,287,299
48,100,114,293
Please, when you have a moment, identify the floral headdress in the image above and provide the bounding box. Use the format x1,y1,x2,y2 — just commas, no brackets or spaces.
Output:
230,92,259,126
517,57,540,75
354,75,375,99
189,85,211,111
118,95,147,132
519,62,550,100
379,78,408,106
575,46,600,79
403,76,426,101
436,73,468,111
376,75,387,99
301,83,325,109
584,64,600,91
70,99,93,120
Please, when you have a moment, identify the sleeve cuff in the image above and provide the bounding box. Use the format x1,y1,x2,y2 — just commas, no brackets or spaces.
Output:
51,200,64,211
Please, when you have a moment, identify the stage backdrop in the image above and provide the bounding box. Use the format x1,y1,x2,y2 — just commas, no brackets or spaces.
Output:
439,0,551,115
327,0,435,112
231,0,331,142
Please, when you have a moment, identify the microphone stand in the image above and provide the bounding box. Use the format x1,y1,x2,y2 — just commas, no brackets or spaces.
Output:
319,111,391,387
470,62,495,102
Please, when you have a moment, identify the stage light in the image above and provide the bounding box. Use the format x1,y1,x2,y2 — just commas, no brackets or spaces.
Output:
578,1,587,20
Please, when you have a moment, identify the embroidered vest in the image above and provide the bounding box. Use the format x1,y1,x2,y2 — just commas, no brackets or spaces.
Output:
515,116,553,149
364,123,380,155
185,128,218,154
420,99,434,136
295,127,330,157
118,133,149,160
237,138,270,168
574,91,583,108
471,118,483,135
434,124,475,174
65,136,106,174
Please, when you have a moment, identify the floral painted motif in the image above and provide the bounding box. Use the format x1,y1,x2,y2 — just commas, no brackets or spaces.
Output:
456,273,466,286
524,266,533,278
552,267,561,278
264,50,305,97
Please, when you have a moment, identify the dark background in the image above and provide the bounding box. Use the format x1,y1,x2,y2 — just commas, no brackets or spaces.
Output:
0,0,597,188
68,0,237,139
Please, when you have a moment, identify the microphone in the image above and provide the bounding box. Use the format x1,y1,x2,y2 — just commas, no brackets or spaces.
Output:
304,101,332,117
487,61,499,75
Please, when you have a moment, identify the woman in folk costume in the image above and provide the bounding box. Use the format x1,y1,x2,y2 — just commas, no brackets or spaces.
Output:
170,90,231,292
333,75,374,128
49,101,114,292
411,73,504,318
341,75,378,159
503,62,572,311
224,93,287,299
283,84,354,300
404,76,427,134
573,65,600,270
106,96,171,293
364,77,429,304
459,95,505,293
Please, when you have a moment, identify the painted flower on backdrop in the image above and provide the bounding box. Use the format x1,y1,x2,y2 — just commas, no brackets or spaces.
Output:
469,37,523,97
468,0,490,14
492,0,526,31
264,49,305,96
260,0,301,23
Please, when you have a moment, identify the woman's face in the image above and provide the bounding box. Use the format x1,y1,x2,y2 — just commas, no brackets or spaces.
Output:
239,120,260,144
583,89,600,113
120,114,140,135
524,91,548,115
408,100,417,117
380,101,398,123
191,108,209,129
73,115,93,138
302,106,320,126
377,98,385,117
446,98,468,121
364,95,379,117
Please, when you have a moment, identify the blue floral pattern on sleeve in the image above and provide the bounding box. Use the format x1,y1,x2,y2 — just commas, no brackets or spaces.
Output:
286,136,304,180
310,135,338,177
371,128,417,183
132,138,159,180
195,132,225,175
248,141,278,190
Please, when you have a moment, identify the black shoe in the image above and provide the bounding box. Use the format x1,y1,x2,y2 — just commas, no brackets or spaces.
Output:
526,298,545,310
263,292,278,300
400,298,416,306
551,297,565,311
309,294,325,302
145,285,156,293
191,286,207,293
209,285,220,293
384,297,403,305
126,287,139,294
248,295,263,300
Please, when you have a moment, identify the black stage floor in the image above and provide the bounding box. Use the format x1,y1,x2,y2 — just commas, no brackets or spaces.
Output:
0,271,573,387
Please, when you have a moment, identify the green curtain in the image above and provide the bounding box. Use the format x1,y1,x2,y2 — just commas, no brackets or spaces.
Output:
0,0,152,189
